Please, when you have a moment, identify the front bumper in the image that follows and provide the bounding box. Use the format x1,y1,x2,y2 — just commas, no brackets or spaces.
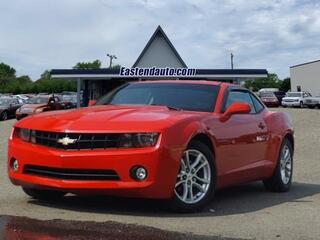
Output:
8,138,183,199
281,101,300,107
263,101,279,107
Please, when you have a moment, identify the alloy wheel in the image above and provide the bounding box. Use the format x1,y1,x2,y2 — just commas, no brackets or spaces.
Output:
280,145,292,184
174,149,211,204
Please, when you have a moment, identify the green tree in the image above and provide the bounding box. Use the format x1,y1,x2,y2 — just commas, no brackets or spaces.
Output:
0,62,16,77
245,73,281,92
279,77,291,92
0,63,16,91
73,60,101,69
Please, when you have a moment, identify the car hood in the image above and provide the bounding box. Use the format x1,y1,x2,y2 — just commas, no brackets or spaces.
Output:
15,105,207,132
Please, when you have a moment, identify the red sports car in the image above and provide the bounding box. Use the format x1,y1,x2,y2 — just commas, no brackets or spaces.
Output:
8,81,294,212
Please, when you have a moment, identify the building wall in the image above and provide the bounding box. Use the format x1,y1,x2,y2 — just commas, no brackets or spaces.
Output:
134,33,185,68
290,61,320,96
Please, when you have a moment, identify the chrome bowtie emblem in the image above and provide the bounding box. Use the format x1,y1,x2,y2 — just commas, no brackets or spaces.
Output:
57,137,77,146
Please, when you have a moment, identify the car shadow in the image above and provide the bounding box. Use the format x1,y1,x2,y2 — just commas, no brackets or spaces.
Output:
29,181,320,217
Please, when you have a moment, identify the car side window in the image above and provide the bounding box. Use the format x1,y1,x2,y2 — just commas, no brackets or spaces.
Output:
250,93,264,113
225,90,256,113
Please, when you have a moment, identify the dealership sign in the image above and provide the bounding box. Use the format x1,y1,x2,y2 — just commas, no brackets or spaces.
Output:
119,67,196,77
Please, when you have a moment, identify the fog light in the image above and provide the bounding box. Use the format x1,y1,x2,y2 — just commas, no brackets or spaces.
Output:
11,158,19,172
130,166,147,181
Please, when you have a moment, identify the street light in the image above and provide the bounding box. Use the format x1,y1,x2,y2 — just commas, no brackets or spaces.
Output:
107,53,117,68
230,53,234,69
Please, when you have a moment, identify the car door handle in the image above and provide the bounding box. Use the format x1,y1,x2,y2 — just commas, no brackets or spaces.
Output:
258,122,266,129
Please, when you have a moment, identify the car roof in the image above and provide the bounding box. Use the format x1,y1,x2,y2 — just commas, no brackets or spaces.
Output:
131,80,234,87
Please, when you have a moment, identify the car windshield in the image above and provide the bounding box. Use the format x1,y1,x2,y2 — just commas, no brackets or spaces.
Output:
260,92,275,97
0,98,11,106
287,92,301,97
96,83,220,112
27,97,49,104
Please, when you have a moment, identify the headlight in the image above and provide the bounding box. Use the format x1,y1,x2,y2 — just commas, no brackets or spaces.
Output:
35,108,43,113
16,128,31,142
16,128,36,143
118,133,159,148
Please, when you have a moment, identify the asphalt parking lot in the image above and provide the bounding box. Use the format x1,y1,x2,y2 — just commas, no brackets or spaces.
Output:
0,108,320,240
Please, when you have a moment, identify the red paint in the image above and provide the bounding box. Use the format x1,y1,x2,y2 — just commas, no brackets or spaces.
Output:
8,81,294,199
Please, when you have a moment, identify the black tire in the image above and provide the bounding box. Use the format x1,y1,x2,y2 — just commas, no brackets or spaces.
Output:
22,187,65,201
0,111,8,121
308,106,315,109
263,138,293,192
169,140,215,213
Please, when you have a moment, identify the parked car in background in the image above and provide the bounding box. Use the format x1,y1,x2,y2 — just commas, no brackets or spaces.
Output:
273,91,286,105
282,91,311,108
259,92,280,107
304,95,320,109
13,95,30,104
258,88,279,94
0,97,23,121
16,95,65,120
61,94,78,109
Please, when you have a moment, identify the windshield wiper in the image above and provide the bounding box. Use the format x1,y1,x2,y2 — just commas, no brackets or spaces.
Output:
150,104,182,111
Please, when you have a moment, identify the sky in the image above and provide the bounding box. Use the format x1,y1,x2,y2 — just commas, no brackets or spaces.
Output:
0,0,320,80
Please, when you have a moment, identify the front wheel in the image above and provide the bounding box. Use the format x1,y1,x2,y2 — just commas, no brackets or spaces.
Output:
0,111,8,121
263,138,293,192
22,187,65,201
170,140,215,212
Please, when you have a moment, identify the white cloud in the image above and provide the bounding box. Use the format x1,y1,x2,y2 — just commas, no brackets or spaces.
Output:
0,0,319,79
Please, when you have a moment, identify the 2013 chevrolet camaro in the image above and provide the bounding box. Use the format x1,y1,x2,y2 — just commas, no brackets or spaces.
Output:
8,81,294,212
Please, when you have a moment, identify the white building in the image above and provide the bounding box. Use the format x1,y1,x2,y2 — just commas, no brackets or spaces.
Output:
290,60,320,96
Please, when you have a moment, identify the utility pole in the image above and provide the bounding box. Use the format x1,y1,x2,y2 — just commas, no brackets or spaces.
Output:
107,53,117,68
230,53,234,69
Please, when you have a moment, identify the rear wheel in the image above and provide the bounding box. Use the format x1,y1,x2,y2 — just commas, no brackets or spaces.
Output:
170,140,215,212
263,138,293,192
0,111,8,121
22,187,65,201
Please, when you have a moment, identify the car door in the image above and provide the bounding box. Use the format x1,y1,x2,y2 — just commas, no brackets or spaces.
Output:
8,99,21,117
214,88,269,186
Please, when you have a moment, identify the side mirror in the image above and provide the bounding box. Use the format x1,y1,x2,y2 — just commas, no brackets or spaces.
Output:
220,102,251,122
88,100,97,106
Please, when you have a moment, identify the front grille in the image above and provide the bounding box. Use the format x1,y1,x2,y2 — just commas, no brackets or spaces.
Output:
32,130,124,150
23,165,120,180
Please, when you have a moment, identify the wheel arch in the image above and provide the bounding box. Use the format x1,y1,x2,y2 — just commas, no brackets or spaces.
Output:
188,133,217,175
284,132,294,153
189,133,215,155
